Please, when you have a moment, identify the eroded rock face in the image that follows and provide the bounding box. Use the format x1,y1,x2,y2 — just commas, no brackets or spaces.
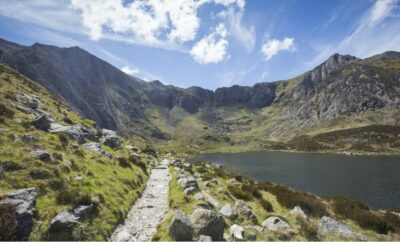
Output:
262,216,290,231
0,188,36,241
169,210,194,241
320,216,367,240
190,208,225,241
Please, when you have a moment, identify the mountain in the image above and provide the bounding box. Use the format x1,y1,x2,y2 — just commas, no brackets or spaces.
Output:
1,38,400,153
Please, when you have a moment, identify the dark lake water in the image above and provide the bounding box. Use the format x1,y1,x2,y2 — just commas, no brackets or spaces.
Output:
196,151,400,209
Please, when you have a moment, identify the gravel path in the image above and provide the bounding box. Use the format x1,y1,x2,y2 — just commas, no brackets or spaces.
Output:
111,159,170,241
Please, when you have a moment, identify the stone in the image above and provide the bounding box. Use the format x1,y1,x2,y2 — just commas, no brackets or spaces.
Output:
203,193,221,209
290,206,307,220
0,188,36,240
18,93,41,110
190,208,225,241
31,114,52,131
320,216,367,240
169,210,194,241
82,143,112,158
21,134,39,143
198,234,213,242
30,149,52,162
73,204,94,219
219,204,237,219
262,216,290,231
50,204,94,233
50,124,97,143
230,224,244,241
100,129,121,148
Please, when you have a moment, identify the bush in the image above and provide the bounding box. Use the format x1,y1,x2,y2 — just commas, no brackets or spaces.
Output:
29,168,53,179
128,155,147,173
258,183,327,217
241,184,262,199
0,103,14,119
196,166,207,173
0,203,17,241
143,145,157,157
118,157,131,168
228,184,252,201
331,196,393,234
58,134,69,147
259,197,274,212
384,212,400,233
49,177,67,190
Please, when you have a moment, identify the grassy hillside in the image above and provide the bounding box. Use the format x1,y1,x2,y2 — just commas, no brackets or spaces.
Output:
0,64,156,240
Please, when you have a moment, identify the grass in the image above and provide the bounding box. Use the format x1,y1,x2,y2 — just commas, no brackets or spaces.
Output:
0,64,150,240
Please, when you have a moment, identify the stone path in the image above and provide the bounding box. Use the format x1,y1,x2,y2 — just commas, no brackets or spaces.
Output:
111,159,170,241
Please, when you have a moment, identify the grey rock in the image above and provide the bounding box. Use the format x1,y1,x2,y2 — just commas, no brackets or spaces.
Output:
219,204,237,219
184,186,199,195
190,208,225,241
50,204,94,232
30,149,52,162
0,188,36,240
261,216,289,231
50,124,98,143
203,193,221,209
230,224,244,241
18,93,41,110
31,114,51,131
72,204,94,219
320,216,367,240
290,206,307,220
82,143,112,158
100,129,121,148
198,234,213,242
169,210,194,241
234,200,256,222
194,193,205,201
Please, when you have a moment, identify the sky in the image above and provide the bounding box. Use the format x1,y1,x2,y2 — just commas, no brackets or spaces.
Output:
0,0,399,90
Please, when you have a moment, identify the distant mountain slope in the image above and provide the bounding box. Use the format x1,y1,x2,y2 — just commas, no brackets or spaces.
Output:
1,38,400,152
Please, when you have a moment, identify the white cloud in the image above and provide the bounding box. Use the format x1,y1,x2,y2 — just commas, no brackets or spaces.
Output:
121,66,140,76
218,6,255,52
261,38,295,60
190,23,229,64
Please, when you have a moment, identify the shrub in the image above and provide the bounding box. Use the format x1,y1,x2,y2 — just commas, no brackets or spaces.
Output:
29,168,53,179
58,134,69,147
142,145,157,157
196,166,207,173
0,203,17,241
118,157,131,168
128,155,147,173
0,103,14,118
331,196,393,234
258,183,327,217
49,177,67,190
241,184,262,199
384,212,400,233
4,91,17,101
297,215,320,240
259,197,274,212
227,184,252,201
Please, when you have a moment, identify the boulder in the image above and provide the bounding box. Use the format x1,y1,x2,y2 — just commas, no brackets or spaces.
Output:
50,124,98,143
49,211,78,232
30,149,52,162
262,216,289,231
50,204,94,232
198,234,213,242
100,129,121,148
320,216,367,240
203,193,221,209
230,224,244,241
190,208,225,241
194,193,205,201
31,114,52,131
0,188,36,240
169,210,194,241
82,143,112,158
290,206,307,220
219,204,237,219
184,186,199,195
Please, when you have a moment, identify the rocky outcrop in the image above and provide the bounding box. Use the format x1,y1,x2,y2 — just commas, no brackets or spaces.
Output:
0,188,36,240
99,129,121,148
190,208,225,241
169,210,194,241
262,216,290,231
319,216,366,240
50,123,97,143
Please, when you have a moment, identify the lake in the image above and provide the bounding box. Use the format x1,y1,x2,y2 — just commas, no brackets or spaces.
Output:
195,151,400,209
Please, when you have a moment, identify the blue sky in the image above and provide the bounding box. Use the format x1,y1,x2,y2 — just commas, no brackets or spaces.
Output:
0,0,399,90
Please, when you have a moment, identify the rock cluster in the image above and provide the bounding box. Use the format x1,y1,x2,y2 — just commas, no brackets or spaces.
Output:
319,216,367,240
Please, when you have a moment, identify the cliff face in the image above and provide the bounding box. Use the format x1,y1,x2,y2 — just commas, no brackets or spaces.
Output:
1,38,400,149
